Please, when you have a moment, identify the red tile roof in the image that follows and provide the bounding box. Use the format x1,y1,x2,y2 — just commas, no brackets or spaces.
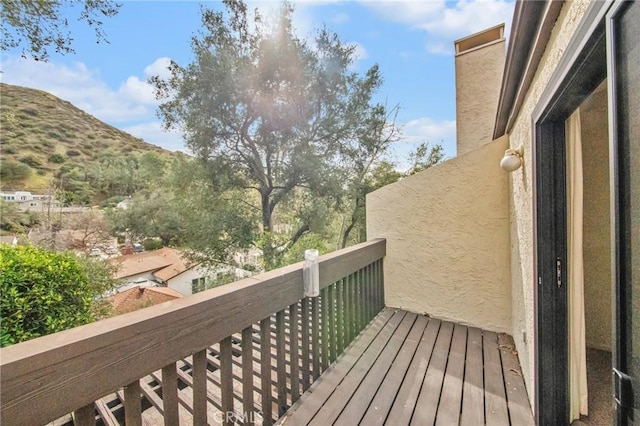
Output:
106,286,183,315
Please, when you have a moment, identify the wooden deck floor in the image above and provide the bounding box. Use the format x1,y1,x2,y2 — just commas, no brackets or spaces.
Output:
278,308,534,426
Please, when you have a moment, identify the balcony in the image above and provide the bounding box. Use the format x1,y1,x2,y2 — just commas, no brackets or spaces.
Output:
0,239,533,425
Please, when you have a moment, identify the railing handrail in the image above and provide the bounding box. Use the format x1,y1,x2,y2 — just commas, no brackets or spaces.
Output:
0,238,385,425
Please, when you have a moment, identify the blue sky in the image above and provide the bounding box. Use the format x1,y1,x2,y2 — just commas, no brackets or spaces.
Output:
0,0,514,166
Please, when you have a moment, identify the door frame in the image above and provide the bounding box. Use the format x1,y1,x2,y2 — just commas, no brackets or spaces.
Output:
607,1,640,422
531,2,611,424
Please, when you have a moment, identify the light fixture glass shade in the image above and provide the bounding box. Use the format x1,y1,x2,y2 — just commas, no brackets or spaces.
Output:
500,145,524,172
500,154,522,172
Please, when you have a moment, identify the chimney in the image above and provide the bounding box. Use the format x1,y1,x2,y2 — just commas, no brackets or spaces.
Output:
454,24,506,156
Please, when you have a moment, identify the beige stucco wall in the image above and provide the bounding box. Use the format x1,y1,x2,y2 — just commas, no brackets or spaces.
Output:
455,40,505,155
581,83,612,352
506,0,592,407
367,136,511,332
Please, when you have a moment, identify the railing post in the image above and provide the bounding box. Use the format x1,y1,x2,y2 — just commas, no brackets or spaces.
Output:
320,287,329,371
275,310,287,417
241,327,255,426
311,297,320,380
289,303,300,403
192,349,208,425
301,297,311,391
220,336,234,426
260,317,273,426
161,363,179,426
328,284,336,363
123,380,142,426
73,403,95,426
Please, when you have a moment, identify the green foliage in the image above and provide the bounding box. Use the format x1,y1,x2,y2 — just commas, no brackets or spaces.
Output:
100,195,125,208
1,0,121,61
407,142,445,175
0,158,32,184
0,245,117,346
143,238,163,251
18,154,43,168
0,200,40,233
276,233,329,268
48,153,65,164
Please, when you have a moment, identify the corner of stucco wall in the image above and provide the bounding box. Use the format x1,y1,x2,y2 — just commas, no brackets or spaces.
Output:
366,136,511,333
505,0,592,409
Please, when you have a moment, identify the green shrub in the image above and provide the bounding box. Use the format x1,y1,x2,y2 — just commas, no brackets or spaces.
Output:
100,195,125,208
1,146,16,154
143,238,163,251
18,154,43,168
0,246,100,346
0,159,32,183
48,153,66,164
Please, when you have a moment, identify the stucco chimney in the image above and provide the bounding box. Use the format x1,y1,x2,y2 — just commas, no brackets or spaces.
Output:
454,24,506,156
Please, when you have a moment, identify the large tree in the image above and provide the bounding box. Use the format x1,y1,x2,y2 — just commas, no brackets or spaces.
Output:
1,0,120,61
152,0,396,267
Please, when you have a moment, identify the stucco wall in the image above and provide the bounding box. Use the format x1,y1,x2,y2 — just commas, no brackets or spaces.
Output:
367,136,511,332
581,83,612,351
455,40,505,155
506,0,591,406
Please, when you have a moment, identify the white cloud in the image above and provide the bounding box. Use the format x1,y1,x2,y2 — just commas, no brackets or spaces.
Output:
351,42,369,61
0,55,166,122
118,75,158,105
331,12,350,25
388,116,457,168
361,0,514,55
402,116,456,144
144,57,172,79
421,0,514,39
363,0,445,26
122,122,186,152
0,55,184,152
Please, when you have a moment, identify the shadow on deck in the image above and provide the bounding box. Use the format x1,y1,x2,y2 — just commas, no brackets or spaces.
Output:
278,308,534,426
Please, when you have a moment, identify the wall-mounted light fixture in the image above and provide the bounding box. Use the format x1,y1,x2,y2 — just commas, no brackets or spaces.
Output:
500,144,524,172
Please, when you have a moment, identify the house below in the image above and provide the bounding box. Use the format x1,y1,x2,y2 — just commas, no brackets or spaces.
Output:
111,246,251,296
105,285,183,315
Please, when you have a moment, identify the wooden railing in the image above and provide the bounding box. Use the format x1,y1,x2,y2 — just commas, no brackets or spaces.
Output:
0,239,385,425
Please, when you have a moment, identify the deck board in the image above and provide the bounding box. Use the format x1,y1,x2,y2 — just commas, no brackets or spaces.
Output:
461,326,485,425
280,309,396,425
386,317,441,424
279,308,534,426
333,312,417,425
359,314,429,425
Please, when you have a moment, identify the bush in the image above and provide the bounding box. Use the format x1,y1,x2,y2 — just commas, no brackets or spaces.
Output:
100,195,125,208
0,159,32,183
48,153,66,164
0,245,115,347
143,238,163,251
18,154,43,168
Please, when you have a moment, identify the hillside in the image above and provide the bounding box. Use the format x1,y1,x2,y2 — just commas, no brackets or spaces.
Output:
0,83,174,192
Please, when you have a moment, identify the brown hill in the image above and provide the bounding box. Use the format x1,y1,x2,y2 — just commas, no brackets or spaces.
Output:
0,82,174,191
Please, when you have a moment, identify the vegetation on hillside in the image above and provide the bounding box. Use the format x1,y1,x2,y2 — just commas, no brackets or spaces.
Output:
0,83,175,197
